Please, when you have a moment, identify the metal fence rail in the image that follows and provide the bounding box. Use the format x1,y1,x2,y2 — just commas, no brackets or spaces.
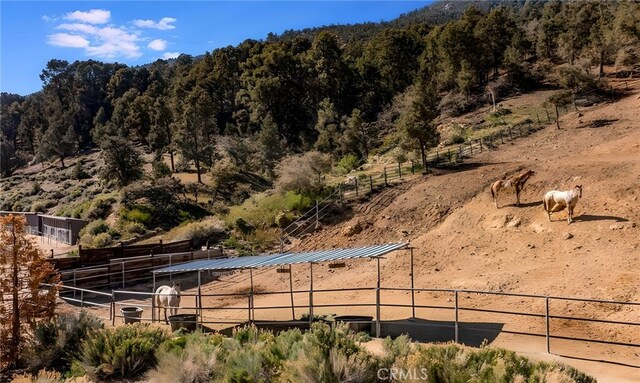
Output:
50,281,640,367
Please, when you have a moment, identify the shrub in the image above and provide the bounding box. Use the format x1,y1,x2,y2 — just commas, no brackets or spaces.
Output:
335,154,361,175
121,207,152,225
80,219,109,236
71,160,90,180
398,343,596,382
235,218,255,235
30,200,55,213
152,158,172,179
78,323,168,381
29,181,41,196
24,311,103,373
146,331,221,383
172,220,224,248
92,232,113,248
86,196,115,220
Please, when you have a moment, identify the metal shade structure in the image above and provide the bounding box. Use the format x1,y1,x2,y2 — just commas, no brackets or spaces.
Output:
151,242,410,335
153,242,408,273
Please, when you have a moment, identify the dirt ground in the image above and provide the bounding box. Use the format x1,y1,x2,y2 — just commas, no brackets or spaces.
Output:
71,82,640,382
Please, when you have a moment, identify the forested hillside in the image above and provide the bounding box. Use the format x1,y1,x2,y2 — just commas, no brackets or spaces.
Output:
1,0,638,249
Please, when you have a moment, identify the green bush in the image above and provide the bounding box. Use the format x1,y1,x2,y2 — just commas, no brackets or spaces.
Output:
335,154,361,175
81,219,109,236
152,159,172,179
399,343,596,383
86,196,115,220
25,311,103,373
78,323,168,381
146,331,222,383
71,160,90,180
30,200,56,213
92,232,113,248
121,207,152,225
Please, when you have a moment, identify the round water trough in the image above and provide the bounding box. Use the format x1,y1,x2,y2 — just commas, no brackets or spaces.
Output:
334,315,373,334
168,314,198,332
121,307,143,324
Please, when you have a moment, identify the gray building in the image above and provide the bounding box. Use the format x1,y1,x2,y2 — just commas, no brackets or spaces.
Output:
0,212,88,245
0,211,41,234
40,215,88,245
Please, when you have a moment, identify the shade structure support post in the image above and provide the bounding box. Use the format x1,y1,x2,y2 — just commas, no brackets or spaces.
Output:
410,248,415,318
309,262,314,326
250,268,255,323
289,264,295,320
197,270,202,328
152,273,157,323
454,290,459,343
376,257,381,338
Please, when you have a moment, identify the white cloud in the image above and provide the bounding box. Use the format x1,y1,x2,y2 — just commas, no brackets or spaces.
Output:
87,27,142,59
45,10,176,61
56,23,98,34
47,33,90,48
133,17,176,30
162,52,180,59
65,9,111,24
148,39,167,51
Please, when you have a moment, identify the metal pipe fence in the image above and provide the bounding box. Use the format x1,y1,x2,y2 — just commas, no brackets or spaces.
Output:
51,281,640,367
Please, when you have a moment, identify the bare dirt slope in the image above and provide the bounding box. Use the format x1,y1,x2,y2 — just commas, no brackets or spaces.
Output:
193,87,640,380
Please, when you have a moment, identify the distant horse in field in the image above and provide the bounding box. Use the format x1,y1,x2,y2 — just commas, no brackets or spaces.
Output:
543,185,583,224
491,169,535,208
155,282,181,324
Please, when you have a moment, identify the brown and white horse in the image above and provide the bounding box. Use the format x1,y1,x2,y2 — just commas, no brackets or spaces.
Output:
491,169,535,208
543,185,583,224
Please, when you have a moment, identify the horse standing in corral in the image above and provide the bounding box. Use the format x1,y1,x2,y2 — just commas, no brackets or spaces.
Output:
155,282,181,324
543,185,583,224
491,169,535,208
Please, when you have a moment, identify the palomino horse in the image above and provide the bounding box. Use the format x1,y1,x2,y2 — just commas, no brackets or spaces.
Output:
543,185,583,224
155,281,181,324
491,169,535,208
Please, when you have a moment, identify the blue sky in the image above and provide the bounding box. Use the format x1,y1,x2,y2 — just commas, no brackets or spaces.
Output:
1,1,432,96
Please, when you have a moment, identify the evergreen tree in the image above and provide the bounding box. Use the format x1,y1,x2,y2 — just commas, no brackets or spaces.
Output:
99,136,144,186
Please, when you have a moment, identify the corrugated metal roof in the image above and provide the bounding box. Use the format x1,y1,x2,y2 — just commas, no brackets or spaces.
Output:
153,243,408,273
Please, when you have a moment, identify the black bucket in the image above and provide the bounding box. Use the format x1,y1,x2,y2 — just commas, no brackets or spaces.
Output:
168,314,198,332
121,307,143,324
334,315,373,333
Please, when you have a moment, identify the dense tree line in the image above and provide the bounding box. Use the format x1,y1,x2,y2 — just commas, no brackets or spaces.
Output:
1,0,638,183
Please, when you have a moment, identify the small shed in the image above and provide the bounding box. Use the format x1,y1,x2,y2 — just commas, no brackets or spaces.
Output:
39,214,88,245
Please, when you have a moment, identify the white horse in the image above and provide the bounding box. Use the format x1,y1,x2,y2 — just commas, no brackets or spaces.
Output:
155,282,181,324
543,185,583,224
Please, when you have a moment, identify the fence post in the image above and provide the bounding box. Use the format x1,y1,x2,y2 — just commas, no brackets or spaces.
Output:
479,138,483,152
508,127,513,140
448,149,452,164
469,142,473,155
73,270,77,298
398,162,402,179
383,166,388,187
315,200,319,226
369,175,373,193
410,160,415,175
110,290,116,325
546,296,550,353
536,112,540,124
436,150,439,163
309,263,314,326
518,125,522,137
454,290,459,343
458,146,463,162
355,178,359,197
121,261,125,289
